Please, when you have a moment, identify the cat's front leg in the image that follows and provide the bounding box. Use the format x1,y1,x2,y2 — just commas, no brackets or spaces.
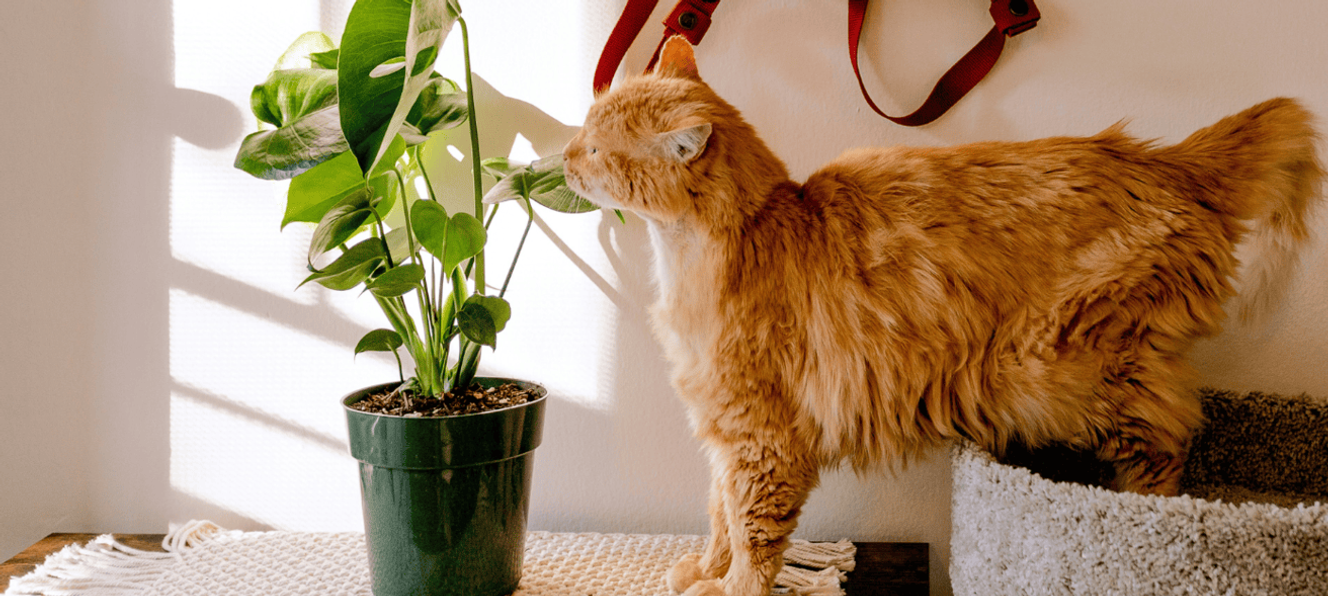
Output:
684,441,818,596
669,461,733,592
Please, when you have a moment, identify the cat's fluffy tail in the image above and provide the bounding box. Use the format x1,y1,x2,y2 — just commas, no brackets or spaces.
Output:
1169,97,1324,323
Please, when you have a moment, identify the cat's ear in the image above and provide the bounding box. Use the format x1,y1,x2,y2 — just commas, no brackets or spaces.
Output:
653,35,701,81
656,123,711,162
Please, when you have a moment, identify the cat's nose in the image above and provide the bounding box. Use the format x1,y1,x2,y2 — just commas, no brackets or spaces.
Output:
562,142,582,161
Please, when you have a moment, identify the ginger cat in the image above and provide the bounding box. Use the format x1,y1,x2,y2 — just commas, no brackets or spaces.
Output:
561,37,1323,596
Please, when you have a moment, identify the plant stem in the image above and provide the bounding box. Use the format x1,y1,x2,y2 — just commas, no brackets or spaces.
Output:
412,145,450,376
459,16,485,293
500,198,535,299
369,208,393,268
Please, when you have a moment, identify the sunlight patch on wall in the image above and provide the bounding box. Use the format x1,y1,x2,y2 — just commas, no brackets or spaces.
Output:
170,388,362,531
170,140,315,304
169,289,394,439
478,207,619,412
508,133,541,164
171,0,323,303
168,288,391,529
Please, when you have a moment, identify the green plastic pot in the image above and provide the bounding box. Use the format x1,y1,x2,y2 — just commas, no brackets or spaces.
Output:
343,378,547,596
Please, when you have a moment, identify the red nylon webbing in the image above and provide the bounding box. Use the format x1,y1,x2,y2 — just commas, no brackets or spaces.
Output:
847,0,1040,126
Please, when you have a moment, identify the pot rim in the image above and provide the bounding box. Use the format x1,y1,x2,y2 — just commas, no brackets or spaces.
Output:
341,378,549,421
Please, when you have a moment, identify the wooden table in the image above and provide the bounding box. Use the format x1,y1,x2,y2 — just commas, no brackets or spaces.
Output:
2,534,927,595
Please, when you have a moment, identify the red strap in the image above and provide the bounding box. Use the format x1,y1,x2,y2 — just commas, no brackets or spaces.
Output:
593,0,722,94
594,0,1038,127
848,0,1040,126
594,0,660,94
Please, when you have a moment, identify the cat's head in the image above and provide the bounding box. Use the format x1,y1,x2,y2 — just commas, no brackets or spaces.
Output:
564,37,726,223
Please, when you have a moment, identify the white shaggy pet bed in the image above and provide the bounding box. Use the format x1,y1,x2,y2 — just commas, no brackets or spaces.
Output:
950,388,1328,596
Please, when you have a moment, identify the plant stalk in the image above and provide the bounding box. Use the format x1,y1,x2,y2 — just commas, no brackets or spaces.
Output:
459,16,485,293
500,198,536,299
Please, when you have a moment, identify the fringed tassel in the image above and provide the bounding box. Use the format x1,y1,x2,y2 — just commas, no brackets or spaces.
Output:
5,520,225,596
770,539,857,596
784,539,856,572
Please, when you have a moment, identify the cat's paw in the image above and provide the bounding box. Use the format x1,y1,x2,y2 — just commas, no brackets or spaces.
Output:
681,578,726,596
668,552,707,592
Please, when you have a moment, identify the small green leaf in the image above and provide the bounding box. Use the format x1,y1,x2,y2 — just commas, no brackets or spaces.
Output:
531,186,599,214
366,263,424,297
480,156,519,181
283,151,364,229
309,49,339,69
411,45,439,77
308,188,374,263
370,56,406,78
466,295,511,334
384,226,417,265
250,68,339,128
407,76,467,134
410,200,449,260
480,170,533,205
354,328,403,355
301,239,385,291
273,32,337,71
368,170,400,222
457,301,498,348
443,212,485,274
478,155,597,213
368,134,408,180
526,155,598,213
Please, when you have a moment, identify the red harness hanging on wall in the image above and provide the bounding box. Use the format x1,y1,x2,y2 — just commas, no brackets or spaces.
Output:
593,0,1041,127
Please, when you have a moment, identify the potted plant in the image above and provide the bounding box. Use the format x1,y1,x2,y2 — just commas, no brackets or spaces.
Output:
233,1,597,594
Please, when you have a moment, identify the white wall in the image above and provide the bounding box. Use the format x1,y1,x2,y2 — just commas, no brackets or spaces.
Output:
4,1,1327,594
0,0,99,565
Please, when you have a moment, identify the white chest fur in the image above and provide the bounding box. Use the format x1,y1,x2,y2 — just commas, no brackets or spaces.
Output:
643,220,722,388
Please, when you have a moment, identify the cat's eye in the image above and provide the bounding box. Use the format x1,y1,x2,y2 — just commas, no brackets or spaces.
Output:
589,147,598,155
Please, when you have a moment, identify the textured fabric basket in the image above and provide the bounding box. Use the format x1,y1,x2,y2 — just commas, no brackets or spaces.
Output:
950,388,1328,596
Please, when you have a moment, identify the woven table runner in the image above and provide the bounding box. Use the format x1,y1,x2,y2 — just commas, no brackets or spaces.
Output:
7,521,855,596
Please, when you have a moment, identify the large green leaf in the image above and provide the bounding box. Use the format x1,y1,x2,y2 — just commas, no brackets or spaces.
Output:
235,81,466,181
235,104,349,180
339,0,458,174
308,188,374,263
283,151,364,229
301,238,385,291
